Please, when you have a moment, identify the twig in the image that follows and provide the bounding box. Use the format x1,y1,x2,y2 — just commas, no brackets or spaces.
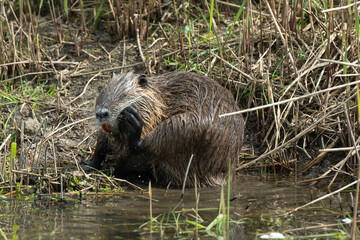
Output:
181,154,194,200
264,0,296,72
335,73,360,77
76,129,97,148
220,79,360,117
20,120,24,169
99,42,112,63
121,36,126,73
70,62,144,77
158,23,170,44
0,60,79,67
314,137,360,187
60,174,63,200
149,180,153,230
51,138,58,177
136,17,146,64
236,93,356,171
24,118,47,164
217,0,270,16
320,146,360,152
344,103,360,238
283,220,360,234
113,177,144,192
34,117,47,172
320,58,360,67
211,52,253,82
298,136,339,173
3,71,53,83
321,1,360,13
70,72,100,104
45,116,94,140
11,169,51,178
81,49,101,61
289,179,360,217
0,134,11,152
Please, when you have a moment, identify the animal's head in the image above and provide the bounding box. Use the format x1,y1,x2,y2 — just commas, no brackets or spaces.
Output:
95,72,163,135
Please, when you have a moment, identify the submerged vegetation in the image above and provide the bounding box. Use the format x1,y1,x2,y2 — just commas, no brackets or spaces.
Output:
1,0,360,238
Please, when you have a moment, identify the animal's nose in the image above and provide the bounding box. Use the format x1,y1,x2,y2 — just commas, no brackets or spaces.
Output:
96,108,109,121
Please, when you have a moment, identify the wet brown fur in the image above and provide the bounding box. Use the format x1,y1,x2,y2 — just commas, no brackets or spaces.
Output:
92,72,244,187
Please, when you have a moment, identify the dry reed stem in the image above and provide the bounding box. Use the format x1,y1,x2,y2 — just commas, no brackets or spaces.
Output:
320,146,360,152
70,72,101,104
264,0,296,72
322,1,360,13
283,220,360,234
136,17,146,65
298,136,339,173
344,104,360,239
236,93,356,171
70,62,144,77
181,154,193,199
194,175,199,237
286,178,360,215
45,116,94,140
0,134,11,152
149,180,153,229
221,79,360,117
113,177,144,192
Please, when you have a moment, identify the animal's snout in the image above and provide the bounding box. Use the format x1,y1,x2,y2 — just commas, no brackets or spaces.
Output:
96,108,110,122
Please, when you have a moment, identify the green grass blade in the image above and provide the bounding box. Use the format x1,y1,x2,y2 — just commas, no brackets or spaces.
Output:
0,229,8,240
355,4,360,38
357,85,360,133
206,214,224,231
198,6,209,26
209,0,215,32
94,3,103,24
39,0,44,9
11,142,17,159
3,104,17,132
186,220,206,229
233,0,247,26
64,0,68,14
227,160,231,232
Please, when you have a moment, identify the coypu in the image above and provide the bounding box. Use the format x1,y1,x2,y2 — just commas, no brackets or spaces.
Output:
86,72,244,187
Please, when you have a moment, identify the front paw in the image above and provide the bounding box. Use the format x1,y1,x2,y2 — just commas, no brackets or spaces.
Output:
118,106,144,153
80,160,97,173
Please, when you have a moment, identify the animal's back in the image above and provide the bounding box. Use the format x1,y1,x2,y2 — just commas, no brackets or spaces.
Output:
145,72,244,186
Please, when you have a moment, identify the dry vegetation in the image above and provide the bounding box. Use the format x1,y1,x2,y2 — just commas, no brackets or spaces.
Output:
0,0,360,206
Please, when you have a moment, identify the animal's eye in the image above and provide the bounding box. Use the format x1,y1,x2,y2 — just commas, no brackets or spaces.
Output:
137,74,148,87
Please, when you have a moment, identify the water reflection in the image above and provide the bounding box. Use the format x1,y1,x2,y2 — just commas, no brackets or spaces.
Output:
0,176,350,239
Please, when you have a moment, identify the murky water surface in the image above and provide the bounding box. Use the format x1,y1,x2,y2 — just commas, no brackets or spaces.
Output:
0,176,351,239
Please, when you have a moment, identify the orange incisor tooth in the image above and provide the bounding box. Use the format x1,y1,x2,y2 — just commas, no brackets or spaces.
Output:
102,123,111,132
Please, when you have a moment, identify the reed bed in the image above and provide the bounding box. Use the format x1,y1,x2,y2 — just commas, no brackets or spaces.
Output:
0,0,359,204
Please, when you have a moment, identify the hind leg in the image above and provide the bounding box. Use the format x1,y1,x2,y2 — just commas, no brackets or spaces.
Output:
142,113,243,186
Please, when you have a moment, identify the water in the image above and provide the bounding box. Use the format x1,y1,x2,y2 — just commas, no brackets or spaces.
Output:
0,176,351,239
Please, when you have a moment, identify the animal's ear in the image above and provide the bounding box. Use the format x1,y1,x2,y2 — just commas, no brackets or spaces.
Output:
137,74,148,87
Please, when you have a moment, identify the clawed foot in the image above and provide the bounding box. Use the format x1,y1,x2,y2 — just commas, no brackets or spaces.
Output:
79,160,98,173
118,106,144,154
